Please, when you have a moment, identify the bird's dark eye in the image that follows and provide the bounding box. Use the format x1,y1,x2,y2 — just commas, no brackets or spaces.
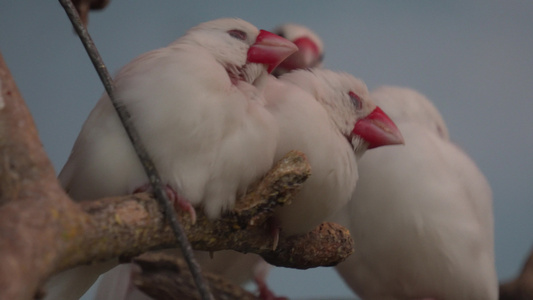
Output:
318,53,325,63
349,91,363,110
228,29,247,41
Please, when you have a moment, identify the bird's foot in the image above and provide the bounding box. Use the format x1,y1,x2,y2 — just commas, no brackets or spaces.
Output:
164,185,197,224
255,276,288,300
133,183,197,224
133,183,151,194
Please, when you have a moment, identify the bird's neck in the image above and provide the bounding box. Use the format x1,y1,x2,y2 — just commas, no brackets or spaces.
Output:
240,63,268,89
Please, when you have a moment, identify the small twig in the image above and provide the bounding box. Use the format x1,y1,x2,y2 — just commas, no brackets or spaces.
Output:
56,1,213,299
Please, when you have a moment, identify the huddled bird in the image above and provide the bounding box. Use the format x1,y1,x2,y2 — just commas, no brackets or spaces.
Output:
265,69,403,236
46,18,297,300
271,23,324,77
172,24,328,300
332,86,498,300
186,24,327,298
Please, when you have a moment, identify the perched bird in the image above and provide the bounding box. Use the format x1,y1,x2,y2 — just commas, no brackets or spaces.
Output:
45,18,298,300
59,18,297,218
177,24,327,296
271,23,324,77
195,24,325,295
332,86,498,300
266,69,404,236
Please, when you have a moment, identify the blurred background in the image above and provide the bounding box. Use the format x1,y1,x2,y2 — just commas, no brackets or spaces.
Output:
1,1,532,299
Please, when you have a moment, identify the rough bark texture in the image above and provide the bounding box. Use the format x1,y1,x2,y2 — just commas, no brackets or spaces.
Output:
130,221,355,300
0,51,87,300
66,153,354,272
132,252,259,300
0,52,355,300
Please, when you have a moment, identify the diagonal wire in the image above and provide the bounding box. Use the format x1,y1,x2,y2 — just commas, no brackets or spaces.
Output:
57,1,213,299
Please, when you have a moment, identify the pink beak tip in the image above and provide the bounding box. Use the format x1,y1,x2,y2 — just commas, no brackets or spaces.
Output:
247,30,298,74
353,106,404,149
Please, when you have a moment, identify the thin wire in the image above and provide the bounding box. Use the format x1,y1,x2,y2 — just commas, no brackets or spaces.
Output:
57,1,213,299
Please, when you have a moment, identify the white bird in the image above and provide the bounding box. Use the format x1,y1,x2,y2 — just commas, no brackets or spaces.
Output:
271,23,324,77
266,69,404,236
175,24,327,296
45,18,298,300
332,86,498,300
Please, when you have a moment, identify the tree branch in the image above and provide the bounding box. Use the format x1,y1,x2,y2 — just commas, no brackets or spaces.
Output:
61,151,343,272
129,220,355,300
61,152,353,271
0,50,88,300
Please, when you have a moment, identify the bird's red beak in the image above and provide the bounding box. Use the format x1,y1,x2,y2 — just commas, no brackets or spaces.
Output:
277,37,321,71
352,106,404,149
247,30,298,73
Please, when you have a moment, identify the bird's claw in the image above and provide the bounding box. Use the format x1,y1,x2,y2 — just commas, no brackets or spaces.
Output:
133,183,197,225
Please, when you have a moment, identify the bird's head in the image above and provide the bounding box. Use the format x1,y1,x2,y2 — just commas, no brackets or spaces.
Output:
271,23,324,76
370,86,450,140
181,18,297,85
281,69,404,156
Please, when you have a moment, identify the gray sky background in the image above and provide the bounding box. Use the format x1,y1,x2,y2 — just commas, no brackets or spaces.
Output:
1,1,532,299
